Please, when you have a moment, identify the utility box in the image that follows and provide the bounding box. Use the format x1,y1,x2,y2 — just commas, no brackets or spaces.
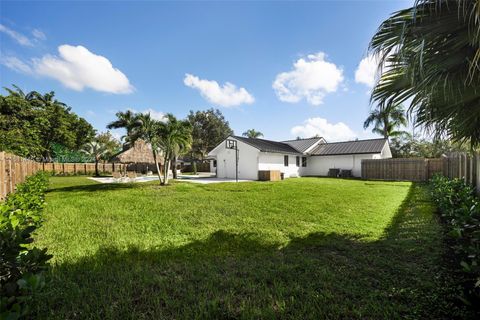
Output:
258,170,281,181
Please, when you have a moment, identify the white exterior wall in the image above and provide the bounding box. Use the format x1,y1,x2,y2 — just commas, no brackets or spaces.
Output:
380,143,392,158
211,138,260,180
303,154,379,177
258,153,302,178
210,160,216,174
209,138,393,179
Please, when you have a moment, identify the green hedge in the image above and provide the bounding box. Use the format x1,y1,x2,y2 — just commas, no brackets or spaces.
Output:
430,175,480,307
0,172,51,319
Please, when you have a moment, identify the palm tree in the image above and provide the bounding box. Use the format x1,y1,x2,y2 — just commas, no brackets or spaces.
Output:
242,129,263,138
369,0,480,146
363,102,407,139
3,84,27,99
106,110,138,148
82,132,121,177
159,114,192,183
130,113,165,184
82,141,109,177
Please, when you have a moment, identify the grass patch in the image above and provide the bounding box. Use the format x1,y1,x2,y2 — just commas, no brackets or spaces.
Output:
32,177,469,319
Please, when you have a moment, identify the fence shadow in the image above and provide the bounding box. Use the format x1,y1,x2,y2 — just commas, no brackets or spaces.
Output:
32,184,470,319
46,181,144,194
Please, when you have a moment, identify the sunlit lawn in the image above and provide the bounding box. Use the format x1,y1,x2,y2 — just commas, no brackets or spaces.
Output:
32,176,466,319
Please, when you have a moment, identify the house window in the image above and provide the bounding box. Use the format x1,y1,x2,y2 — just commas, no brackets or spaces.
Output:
213,160,217,167
302,157,307,167
296,156,300,167
284,155,289,167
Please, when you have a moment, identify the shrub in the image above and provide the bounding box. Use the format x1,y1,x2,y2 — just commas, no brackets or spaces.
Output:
0,172,52,319
430,174,480,306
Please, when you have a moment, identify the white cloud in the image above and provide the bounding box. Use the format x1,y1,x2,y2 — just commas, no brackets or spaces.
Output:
143,108,166,121
0,55,33,74
126,107,167,122
32,28,46,41
184,73,254,107
0,24,33,46
354,54,380,88
33,45,133,94
109,130,123,142
273,52,344,106
291,117,357,142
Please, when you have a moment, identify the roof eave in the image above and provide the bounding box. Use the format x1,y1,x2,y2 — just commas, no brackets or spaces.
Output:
311,151,382,156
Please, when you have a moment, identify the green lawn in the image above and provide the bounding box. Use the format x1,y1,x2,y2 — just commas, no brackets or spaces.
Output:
32,177,466,319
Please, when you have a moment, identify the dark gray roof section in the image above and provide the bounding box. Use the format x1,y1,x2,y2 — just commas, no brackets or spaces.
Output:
233,136,300,154
281,137,324,153
310,138,387,156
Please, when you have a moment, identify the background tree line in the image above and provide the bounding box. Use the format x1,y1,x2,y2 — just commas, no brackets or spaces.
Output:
0,85,97,161
107,108,233,184
1,85,235,178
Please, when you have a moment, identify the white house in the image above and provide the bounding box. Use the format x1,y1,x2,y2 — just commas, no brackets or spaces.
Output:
208,136,392,180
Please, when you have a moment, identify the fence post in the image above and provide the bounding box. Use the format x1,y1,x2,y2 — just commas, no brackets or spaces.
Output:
0,152,4,200
476,153,480,195
7,155,13,195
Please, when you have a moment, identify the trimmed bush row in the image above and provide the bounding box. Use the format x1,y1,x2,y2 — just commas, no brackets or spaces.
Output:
430,175,480,307
0,172,51,320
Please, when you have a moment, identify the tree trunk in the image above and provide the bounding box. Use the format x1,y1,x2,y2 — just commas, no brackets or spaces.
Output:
95,159,99,177
152,150,163,185
191,151,197,175
163,159,170,185
172,155,178,179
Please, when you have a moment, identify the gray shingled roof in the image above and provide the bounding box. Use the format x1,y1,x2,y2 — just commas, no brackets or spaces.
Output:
310,138,387,156
282,137,324,153
233,136,300,154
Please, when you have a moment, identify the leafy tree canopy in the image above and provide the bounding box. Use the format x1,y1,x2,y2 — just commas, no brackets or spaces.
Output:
187,108,233,160
390,134,471,158
0,86,96,159
369,0,480,147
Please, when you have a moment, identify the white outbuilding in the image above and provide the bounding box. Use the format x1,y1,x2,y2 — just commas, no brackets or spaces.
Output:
208,136,391,180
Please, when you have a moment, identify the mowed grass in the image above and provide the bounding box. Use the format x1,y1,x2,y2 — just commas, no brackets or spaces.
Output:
32,177,466,319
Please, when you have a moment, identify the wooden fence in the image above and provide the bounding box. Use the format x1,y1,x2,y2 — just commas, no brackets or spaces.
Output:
362,153,479,191
0,152,127,200
41,162,126,175
0,152,43,201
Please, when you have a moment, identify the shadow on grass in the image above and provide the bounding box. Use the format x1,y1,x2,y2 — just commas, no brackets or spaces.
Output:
47,182,143,194
33,184,471,319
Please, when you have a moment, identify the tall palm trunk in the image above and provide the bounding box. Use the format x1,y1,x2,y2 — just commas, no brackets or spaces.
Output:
162,159,171,185
152,150,163,184
94,158,100,177
191,152,197,174
172,155,178,179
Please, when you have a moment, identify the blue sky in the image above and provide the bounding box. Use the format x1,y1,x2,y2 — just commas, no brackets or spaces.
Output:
0,1,411,142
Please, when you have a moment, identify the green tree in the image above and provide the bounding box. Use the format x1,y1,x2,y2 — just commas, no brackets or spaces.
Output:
0,86,95,159
390,134,471,158
82,132,121,176
363,102,407,139
369,0,480,146
187,109,233,174
242,129,263,138
159,114,192,182
106,110,138,148
128,113,165,184
0,94,43,157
